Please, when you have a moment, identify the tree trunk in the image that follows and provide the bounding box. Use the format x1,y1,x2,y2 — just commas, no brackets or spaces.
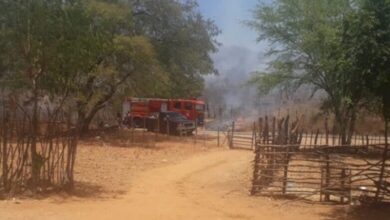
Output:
375,117,388,201
77,104,107,135
346,108,357,145
77,86,117,135
334,106,357,145
375,96,390,201
334,111,347,145
2,110,9,191
31,78,39,191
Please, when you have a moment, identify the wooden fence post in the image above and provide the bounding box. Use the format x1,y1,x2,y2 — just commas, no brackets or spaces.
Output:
250,144,261,195
230,121,235,149
258,117,263,144
282,146,290,194
284,115,289,144
264,116,269,144
325,154,330,202
272,117,276,144
314,129,319,146
309,131,313,146
325,117,329,146
375,120,389,201
252,122,256,150
341,168,346,203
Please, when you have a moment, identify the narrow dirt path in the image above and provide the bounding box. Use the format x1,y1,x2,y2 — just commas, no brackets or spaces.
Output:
1,150,333,220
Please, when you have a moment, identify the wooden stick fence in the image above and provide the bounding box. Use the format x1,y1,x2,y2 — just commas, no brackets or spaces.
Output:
250,114,390,203
0,105,78,196
251,144,390,203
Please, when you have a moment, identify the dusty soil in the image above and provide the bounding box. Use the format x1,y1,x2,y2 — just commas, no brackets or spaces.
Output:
1,130,390,220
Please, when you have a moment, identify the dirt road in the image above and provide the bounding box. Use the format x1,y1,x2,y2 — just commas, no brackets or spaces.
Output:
1,149,343,220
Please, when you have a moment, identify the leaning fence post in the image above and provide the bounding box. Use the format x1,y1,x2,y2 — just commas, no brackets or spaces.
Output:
264,116,269,144
230,121,235,149
282,145,290,194
325,154,330,202
320,168,324,202
250,144,261,195
341,168,346,203
272,117,276,144
284,115,289,144
309,131,314,146
325,117,329,146
314,129,319,146
375,120,389,201
252,122,256,150
258,117,263,144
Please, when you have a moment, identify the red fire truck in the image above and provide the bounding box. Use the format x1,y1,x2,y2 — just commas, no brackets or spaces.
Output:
122,97,205,127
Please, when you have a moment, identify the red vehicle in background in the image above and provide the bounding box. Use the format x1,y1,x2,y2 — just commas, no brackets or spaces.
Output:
122,97,205,127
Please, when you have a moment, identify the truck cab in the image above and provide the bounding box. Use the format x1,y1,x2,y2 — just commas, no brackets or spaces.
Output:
168,99,205,125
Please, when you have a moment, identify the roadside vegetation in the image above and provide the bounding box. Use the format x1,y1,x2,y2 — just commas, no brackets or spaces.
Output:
248,0,389,145
0,0,219,194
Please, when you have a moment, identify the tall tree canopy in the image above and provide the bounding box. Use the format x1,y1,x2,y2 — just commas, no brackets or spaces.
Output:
247,0,390,144
0,0,219,132
131,0,220,97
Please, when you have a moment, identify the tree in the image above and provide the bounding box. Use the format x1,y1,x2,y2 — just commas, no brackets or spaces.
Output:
247,0,366,144
69,0,220,132
1,0,220,135
342,0,390,121
342,0,390,200
0,0,100,189
0,0,219,192
131,0,220,98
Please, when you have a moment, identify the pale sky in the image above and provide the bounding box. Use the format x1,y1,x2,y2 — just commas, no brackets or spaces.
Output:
197,0,261,49
197,0,271,80
197,0,272,108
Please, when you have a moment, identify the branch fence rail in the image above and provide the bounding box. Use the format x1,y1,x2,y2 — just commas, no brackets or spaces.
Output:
0,104,78,196
227,114,389,203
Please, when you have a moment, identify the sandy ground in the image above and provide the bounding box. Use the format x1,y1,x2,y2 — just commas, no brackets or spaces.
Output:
1,131,390,220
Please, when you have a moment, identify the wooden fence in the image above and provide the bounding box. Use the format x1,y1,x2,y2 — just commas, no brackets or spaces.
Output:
254,115,386,147
251,144,390,202
227,121,256,150
0,106,78,196
250,114,389,203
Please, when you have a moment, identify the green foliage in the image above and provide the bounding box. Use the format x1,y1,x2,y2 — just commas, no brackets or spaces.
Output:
341,0,390,119
248,0,390,142
0,0,219,132
247,0,352,96
132,0,220,97
248,61,298,96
